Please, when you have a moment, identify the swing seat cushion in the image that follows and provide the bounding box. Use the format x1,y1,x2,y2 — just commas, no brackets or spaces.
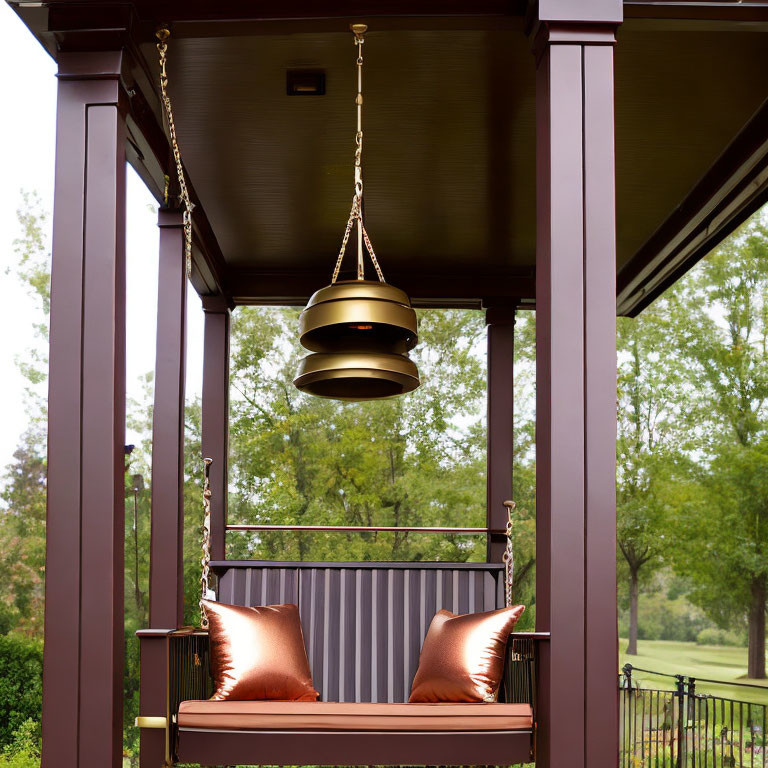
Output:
176,700,534,731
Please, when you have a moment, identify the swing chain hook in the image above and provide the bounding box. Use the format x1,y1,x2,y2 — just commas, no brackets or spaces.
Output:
502,500,516,607
156,27,195,280
200,457,213,630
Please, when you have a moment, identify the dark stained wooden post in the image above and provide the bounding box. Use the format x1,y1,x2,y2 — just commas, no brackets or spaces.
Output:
532,2,621,767
201,297,232,562
149,210,187,628
485,305,516,562
137,212,188,767
42,51,127,768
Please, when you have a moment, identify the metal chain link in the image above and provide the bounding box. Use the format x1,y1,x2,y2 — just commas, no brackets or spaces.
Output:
330,25,385,284
502,500,516,607
156,30,194,279
200,458,213,629
332,195,360,283
361,220,384,281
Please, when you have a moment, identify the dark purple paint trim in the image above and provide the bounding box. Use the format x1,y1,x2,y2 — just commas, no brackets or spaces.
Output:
583,41,620,768
43,52,127,768
533,5,620,767
138,635,168,766
201,307,231,561
486,307,516,561
143,210,187,765
177,727,533,766
149,210,187,629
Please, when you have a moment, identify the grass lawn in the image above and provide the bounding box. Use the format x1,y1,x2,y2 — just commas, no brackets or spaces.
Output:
619,638,768,705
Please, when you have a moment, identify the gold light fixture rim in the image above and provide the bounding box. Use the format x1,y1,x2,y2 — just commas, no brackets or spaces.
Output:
295,350,419,378
299,300,418,349
306,280,413,310
294,351,420,401
294,373,419,401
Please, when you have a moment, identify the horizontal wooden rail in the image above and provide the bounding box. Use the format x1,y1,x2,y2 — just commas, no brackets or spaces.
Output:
226,524,506,535
210,560,506,570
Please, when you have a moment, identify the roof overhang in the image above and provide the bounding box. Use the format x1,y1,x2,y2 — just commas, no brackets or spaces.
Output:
8,0,768,314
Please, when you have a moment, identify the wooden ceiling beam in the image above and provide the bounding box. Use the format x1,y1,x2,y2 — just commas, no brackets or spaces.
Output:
228,267,535,307
16,0,768,24
624,1,768,23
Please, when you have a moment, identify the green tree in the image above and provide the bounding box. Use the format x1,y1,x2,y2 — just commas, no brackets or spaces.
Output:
670,219,768,679
224,305,537,624
510,312,539,620
227,307,491,564
616,304,688,655
0,193,50,637
0,436,47,636
0,635,43,747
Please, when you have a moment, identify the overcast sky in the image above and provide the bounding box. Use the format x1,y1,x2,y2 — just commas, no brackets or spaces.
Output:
0,4,204,473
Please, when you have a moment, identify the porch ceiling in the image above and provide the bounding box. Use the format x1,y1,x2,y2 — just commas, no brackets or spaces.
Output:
11,2,768,313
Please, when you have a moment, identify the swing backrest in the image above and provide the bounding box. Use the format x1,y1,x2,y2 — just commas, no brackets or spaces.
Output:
213,560,506,703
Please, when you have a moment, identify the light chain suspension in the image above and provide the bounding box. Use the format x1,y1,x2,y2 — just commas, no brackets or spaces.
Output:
200,457,213,629
156,28,194,279
330,24,385,285
354,25,364,280
502,500,516,607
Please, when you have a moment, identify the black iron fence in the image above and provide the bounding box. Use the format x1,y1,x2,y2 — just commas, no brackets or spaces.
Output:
620,664,767,768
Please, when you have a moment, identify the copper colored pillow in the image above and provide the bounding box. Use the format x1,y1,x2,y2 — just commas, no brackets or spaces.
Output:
409,605,525,703
202,600,318,702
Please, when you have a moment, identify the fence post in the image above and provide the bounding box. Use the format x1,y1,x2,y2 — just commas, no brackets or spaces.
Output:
676,674,687,767
687,676,696,720
621,664,633,766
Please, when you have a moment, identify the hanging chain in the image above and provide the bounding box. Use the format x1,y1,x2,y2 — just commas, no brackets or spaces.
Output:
354,29,364,281
156,28,194,279
200,457,213,629
502,500,516,607
330,24,385,285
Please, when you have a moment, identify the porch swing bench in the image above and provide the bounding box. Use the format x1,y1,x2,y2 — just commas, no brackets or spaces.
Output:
138,478,547,767
146,621,544,767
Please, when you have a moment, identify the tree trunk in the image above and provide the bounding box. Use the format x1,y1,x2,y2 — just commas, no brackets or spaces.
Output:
747,575,766,679
626,568,639,655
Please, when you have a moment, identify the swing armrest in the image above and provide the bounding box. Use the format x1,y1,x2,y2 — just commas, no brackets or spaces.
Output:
136,628,211,765
168,630,212,717
136,629,212,715
501,632,549,719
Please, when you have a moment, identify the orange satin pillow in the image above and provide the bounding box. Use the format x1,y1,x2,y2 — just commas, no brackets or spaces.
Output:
409,605,525,703
202,600,319,702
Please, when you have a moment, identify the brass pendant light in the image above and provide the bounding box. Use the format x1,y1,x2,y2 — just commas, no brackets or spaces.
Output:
294,24,420,401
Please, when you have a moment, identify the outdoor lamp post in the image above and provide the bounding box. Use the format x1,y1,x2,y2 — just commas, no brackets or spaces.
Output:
130,473,145,613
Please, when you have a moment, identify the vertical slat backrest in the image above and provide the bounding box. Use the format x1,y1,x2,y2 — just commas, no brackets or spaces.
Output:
214,562,505,703
218,564,300,606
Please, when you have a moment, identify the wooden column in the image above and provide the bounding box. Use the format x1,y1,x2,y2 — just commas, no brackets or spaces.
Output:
201,297,232,562
486,306,516,562
42,52,127,768
149,210,187,628
532,2,621,767
138,211,187,767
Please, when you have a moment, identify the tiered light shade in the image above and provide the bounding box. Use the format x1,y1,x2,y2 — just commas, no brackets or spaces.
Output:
294,280,420,401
